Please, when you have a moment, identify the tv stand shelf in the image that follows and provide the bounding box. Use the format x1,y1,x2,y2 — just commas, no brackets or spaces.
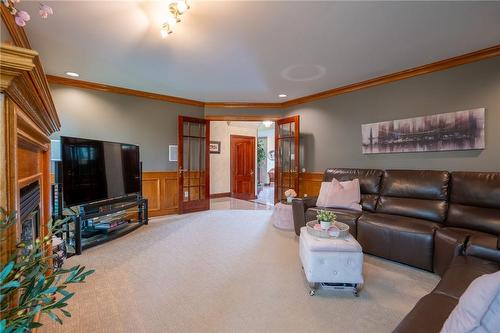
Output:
63,196,148,256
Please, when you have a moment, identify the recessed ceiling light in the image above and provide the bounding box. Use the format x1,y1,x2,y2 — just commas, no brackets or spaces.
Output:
278,94,287,98
65,72,79,77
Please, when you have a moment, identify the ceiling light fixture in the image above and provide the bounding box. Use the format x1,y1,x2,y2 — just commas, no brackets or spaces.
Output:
278,94,287,98
161,1,190,38
65,72,79,77
263,121,273,128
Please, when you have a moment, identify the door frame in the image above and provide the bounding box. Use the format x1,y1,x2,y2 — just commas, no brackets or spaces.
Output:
178,116,210,214
230,134,256,200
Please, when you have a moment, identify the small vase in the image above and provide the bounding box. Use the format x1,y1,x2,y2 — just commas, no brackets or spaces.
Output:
320,220,331,230
287,197,293,204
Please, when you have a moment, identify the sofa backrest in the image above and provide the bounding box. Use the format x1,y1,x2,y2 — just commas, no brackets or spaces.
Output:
376,170,450,223
446,172,500,235
323,168,384,212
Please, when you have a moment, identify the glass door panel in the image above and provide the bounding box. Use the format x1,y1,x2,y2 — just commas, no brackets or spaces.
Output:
178,116,210,213
275,116,300,203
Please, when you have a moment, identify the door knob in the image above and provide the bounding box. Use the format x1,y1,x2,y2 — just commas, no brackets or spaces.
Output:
250,170,254,175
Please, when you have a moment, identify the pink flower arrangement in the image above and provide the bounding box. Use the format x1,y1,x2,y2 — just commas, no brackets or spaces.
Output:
39,3,53,19
1,0,53,26
14,9,29,26
284,189,297,198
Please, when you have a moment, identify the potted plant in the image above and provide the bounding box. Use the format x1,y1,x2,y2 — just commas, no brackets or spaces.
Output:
316,210,336,230
0,208,94,332
284,189,297,204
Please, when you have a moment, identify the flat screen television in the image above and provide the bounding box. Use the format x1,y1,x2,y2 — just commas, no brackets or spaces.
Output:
61,136,141,207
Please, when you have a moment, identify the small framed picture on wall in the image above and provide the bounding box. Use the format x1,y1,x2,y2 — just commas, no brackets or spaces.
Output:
209,141,221,154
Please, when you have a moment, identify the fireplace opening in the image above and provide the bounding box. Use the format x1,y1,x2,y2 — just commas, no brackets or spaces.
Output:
20,181,41,245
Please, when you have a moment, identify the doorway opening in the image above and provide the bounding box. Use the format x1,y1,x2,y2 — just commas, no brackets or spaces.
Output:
209,121,275,206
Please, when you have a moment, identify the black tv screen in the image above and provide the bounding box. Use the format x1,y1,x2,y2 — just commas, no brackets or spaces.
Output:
61,136,140,206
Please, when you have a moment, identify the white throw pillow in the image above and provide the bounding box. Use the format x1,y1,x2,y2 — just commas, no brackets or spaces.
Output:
316,178,362,211
440,271,500,333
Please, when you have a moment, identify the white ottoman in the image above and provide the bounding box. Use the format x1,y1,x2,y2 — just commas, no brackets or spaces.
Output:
299,226,364,296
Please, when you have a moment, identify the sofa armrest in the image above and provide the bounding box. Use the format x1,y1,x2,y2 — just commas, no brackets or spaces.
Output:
434,228,468,276
292,197,317,236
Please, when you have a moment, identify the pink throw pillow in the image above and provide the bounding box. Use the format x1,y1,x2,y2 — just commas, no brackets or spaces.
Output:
316,181,331,207
316,179,362,211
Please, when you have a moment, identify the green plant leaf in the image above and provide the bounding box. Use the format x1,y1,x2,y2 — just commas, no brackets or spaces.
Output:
47,311,63,325
60,309,72,318
0,280,20,289
0,261,14,282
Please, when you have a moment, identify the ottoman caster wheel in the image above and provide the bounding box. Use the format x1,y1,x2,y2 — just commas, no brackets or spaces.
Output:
308,282,318,296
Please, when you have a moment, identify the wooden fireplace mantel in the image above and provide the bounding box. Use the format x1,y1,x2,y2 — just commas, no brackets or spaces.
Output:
1,38,60,262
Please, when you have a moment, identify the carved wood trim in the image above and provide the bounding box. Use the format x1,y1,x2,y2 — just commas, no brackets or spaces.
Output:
0,44,37,90
1,7,60,134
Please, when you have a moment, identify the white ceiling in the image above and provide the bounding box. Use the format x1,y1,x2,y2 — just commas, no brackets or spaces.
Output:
19,1,500,103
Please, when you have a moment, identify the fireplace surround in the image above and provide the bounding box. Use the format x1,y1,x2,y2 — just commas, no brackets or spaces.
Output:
19,181,41,245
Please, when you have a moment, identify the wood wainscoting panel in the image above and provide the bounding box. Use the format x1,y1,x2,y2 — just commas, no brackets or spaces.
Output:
299,172,324,198
142,178,161,212
142,171,178,217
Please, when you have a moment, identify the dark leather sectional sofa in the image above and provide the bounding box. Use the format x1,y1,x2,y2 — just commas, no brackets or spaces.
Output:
292,168,500,333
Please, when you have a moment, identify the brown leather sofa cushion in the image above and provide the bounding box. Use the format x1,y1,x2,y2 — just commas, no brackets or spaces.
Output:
357,212,441,271
323,168,383,212
466,232,500,264
446,172,500,235
433,255,500,300
392,293,457,333
305,207,361,238
377,170,450,223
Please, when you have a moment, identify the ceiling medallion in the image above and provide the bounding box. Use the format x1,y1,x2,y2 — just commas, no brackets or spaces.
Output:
160,1,190,38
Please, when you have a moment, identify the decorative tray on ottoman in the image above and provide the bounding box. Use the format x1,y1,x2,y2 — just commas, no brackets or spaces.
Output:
306,220,350,239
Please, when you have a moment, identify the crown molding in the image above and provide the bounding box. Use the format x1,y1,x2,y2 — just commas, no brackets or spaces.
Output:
0,5,61,135
282,44,500,108
46,75,205,107
205,115,282,121
0,44,37,90
44,44,500,110
1,6,60,133
204,102,282,109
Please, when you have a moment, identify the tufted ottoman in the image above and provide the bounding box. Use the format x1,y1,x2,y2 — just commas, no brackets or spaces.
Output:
299,226,364,296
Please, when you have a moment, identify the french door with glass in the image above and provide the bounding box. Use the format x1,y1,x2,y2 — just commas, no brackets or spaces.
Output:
178,116,210,213
274,115,300,203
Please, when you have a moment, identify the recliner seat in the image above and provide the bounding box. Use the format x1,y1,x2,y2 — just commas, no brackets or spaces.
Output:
357,170,450,271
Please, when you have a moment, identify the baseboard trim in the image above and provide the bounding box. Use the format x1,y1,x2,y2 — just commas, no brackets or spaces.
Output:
210,192,231,198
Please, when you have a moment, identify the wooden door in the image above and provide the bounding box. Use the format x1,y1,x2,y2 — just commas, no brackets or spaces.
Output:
275,116,300,203
178,116,210,213
230,135,256,200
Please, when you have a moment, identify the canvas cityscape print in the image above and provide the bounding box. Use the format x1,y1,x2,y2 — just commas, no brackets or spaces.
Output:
361,108,485,154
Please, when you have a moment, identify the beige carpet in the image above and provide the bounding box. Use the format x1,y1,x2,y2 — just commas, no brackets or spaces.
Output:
39,210,440,333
